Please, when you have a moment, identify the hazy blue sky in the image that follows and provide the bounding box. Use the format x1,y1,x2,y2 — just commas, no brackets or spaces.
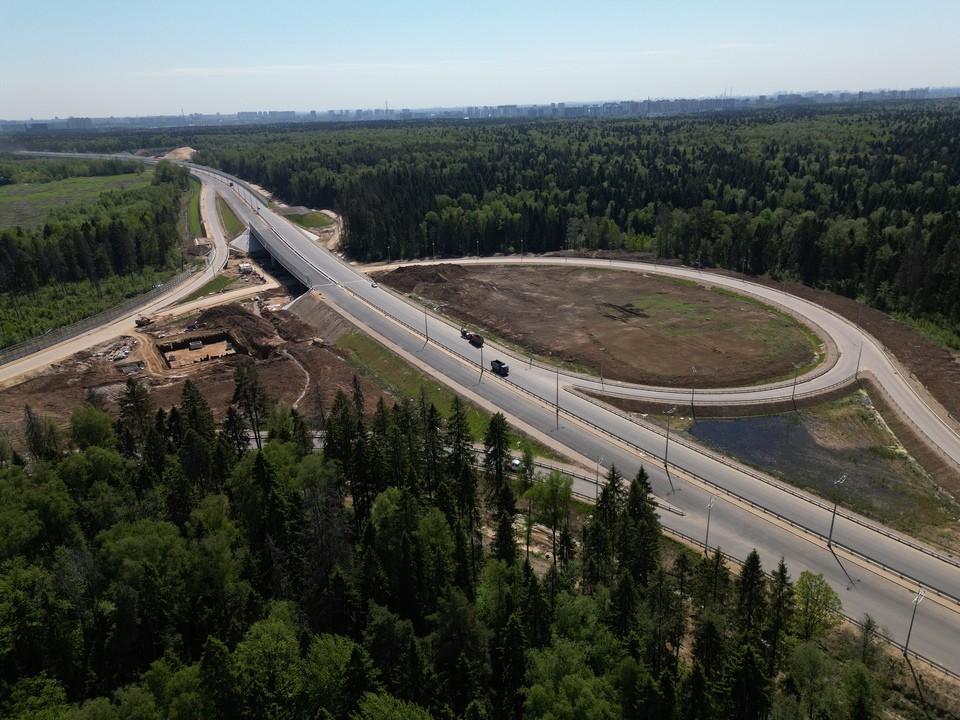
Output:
2,0,957,119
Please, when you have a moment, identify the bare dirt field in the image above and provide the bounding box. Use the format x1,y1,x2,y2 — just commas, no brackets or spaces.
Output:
0,295,391,444
375,263,815,388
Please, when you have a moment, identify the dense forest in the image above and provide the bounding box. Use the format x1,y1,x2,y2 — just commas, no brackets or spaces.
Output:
0,159,188,347
12,102,960,336
1,368,915,719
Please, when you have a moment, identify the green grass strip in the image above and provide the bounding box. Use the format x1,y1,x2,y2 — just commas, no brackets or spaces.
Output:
187,177,202,238
178,274,234,304
336,330,564,460
217,196,245,238
286,211,333,229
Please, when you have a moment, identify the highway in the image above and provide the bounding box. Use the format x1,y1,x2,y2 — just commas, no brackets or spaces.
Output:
5,160,959,675
197,173,960,677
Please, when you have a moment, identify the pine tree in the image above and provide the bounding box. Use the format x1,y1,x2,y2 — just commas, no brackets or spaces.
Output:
620,465,661,588
233,363,270,450
763,557,794,678
482,412,511,503
734,550,767,642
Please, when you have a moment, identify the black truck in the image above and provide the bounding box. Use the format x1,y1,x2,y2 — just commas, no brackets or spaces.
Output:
491,359,509,377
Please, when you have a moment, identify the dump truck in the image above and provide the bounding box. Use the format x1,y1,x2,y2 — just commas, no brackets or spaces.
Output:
461,328,484,348
491,359,509,377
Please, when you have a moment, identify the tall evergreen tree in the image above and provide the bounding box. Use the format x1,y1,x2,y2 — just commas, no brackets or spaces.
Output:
734,550,767,642
619,465,660,588
233,364,270,451
763,557,794,678
482,412,511,503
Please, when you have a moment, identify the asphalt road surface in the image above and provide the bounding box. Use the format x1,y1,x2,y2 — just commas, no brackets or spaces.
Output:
7,159,960,676
220,180,960,677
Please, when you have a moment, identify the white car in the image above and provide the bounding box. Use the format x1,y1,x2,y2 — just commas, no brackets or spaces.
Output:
371,282,378,288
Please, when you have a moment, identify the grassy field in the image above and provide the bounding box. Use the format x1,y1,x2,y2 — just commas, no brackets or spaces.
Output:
336,330,565,461
0,171,153,228
686,391,960,551
187,177,202,237
177,274,235,304
216,196,245,238
286,211,333,229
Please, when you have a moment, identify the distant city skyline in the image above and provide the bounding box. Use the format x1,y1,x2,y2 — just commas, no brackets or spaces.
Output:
2,0,958,121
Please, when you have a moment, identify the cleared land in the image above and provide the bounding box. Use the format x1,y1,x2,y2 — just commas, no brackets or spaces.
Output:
0,171,152,228
376,263,818,388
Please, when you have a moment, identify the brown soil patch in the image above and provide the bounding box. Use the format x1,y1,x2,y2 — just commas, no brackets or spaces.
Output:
376,263,813,388
0,301,391,448
161,147,196,162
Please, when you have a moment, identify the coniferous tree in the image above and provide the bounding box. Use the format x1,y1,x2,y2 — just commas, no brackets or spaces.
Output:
491,484,518,566
482,412,511,503
734,550,767,642
490,613,526,720
619,465,660,588
763,557,794,678
233,363,270,450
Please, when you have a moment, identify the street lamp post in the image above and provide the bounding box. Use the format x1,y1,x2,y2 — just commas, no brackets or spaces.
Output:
555,366,560,429
791,360,804,413
827,473,847,548
691,366,697,422
663,406,678,494
664,406,678,467
904,588,925,657
704,496,715,554
595,455,604,501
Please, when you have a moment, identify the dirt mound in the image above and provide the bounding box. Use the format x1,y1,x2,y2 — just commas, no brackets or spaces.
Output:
374,263,470,293
197,305,281,359
264,308,317,344
162,147,196,161
286,293,354,344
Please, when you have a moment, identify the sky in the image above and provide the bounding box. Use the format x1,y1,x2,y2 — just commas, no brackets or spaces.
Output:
2,0,958,120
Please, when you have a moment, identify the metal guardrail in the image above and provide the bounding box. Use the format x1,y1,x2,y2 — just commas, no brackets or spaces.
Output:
341,282,960,603
0,266,197,367
659,524,960,683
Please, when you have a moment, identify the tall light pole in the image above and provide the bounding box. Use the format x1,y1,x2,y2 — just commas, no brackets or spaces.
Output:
691,366,697,422
827,473,847,548
704,496,715,554
664,406,678,467
424,307,429,344
904,588,925,657
664,406,678,494
791,360,803,413
555,366,560,429
595,455,604,501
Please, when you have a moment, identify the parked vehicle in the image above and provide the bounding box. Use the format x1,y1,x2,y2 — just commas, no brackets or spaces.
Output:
491,359,509,376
